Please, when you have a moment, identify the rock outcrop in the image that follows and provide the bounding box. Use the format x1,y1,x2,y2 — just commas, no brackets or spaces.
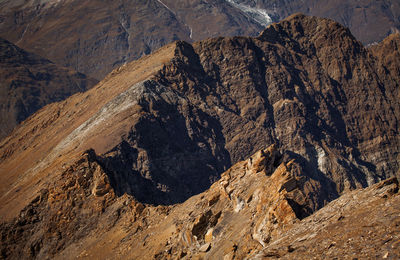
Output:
1,146,399,259
369,33,400,93
0,37,97,140
0,150,120,259
1,14,399,211
254,176,400,259
152,14,400,204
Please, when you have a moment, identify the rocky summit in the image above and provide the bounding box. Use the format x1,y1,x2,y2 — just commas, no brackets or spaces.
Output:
0,14,400,259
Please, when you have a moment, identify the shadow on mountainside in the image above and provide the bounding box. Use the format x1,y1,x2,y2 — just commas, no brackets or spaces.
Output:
98,99,231,205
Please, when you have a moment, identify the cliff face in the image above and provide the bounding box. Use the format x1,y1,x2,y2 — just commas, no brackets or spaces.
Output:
152,14,400,203
1,14,399,209
0,37,97,140
370,33,400,88
0,14,399,259
256,176,400,259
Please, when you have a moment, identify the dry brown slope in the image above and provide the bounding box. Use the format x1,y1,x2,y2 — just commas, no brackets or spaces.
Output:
0,145,336,259
0,13,397,260
255,177,400,259
0,42,177,220
1,145,399,259
0,0,192,79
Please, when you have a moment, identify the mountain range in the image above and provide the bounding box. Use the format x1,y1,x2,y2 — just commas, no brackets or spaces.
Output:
0,13,399,259
0,0,399,80
1,0,398,142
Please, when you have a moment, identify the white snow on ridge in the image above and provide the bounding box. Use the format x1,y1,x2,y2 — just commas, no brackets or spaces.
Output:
157,0,175,14
225,0,272,27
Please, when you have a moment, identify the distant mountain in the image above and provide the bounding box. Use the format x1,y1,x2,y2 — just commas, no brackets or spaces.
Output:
0,0,261,79
0,37,97,140
1,0,398,80
230,0,400,44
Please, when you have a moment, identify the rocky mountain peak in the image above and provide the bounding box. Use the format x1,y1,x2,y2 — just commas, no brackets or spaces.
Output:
2,13,399,209
259,13,359,45
0,13,399,259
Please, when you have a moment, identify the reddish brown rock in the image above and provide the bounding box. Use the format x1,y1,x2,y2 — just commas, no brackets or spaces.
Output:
0,14,399,259
1,14,399,212
254,177,400,259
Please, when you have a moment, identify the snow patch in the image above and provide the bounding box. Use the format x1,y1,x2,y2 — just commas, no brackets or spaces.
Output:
156,0,175,14
156,0,193,40
17,23,30,44
225,0,272,27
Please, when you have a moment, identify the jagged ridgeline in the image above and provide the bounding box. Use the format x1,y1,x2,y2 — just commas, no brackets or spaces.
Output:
0,14,399,259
